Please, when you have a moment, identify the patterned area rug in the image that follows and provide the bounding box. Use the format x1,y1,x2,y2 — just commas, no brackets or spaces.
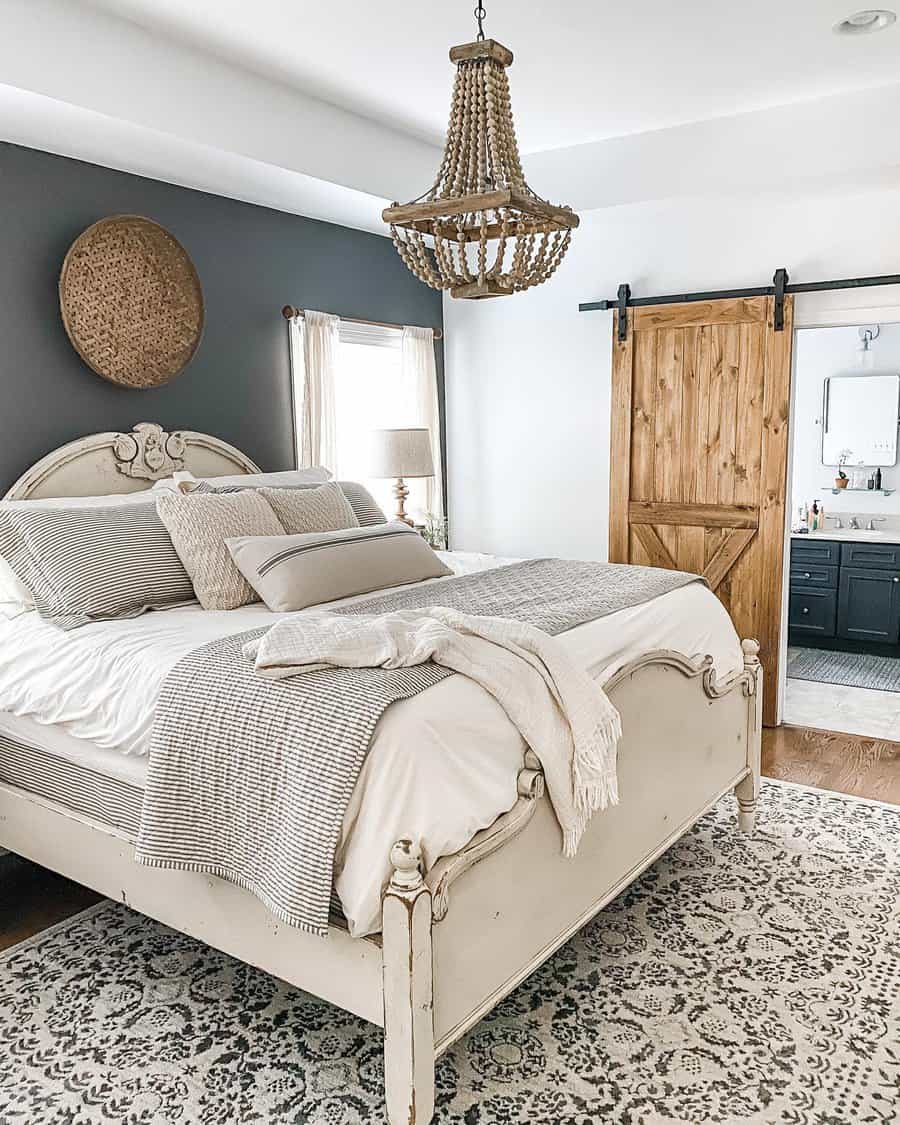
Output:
788,645,900,692
1,780,898,1124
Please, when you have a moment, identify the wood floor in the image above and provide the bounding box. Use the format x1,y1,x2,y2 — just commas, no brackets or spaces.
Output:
3,724,898,957
762,722,900,805
1,850,101,953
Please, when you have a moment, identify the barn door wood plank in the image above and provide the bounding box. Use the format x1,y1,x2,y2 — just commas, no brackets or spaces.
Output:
630,329,657,503
757,295,793,726
734,321,765,506
629,501,759,528
682,326,702,505
633,524,678,570
632,296,767,331
655,328,684,503
717,324,740,505
680,526,706,576
703,528,756,591
609,312,634,563
702,325,724,504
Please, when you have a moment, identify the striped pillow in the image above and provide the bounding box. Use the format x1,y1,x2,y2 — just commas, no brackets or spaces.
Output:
0,500,196,629
227,521,451,612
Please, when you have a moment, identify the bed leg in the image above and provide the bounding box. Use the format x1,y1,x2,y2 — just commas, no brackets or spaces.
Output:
735,639,762,834
735,773,758,834
382,838,435,1125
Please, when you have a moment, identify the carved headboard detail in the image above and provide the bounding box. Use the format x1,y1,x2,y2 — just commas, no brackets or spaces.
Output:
113,422,187,481
4,423,261,500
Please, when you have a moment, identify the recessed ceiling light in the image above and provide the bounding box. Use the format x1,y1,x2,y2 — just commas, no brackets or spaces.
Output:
833,8,897,34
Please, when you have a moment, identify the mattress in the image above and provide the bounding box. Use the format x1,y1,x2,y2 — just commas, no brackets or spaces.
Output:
0,711,144,835
0,553,744,936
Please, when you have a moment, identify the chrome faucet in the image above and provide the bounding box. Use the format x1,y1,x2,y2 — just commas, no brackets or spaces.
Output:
849,517,861,529
825,515,844,529
866,517,887,531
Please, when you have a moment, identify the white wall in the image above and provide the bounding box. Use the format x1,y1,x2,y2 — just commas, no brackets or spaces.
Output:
444,185,900,559
791,326,900,523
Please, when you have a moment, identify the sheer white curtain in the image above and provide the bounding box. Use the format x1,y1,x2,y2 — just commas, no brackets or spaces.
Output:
293,310,340,473
401,325,444,519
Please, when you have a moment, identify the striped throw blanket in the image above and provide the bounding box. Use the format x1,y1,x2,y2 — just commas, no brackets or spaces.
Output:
135,559,700,936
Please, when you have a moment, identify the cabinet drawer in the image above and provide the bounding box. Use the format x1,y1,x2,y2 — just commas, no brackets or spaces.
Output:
789,587,837,636
789,563,838,589
791,539,840,565
841,542,900,570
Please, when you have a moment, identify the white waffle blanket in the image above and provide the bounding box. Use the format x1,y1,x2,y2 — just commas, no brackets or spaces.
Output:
246,606,622,858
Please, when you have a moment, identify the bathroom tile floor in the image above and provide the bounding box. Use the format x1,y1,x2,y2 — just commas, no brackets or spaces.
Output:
783,676,900,740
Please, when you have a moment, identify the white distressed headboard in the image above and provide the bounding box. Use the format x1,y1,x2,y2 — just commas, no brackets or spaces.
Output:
3,422,261,500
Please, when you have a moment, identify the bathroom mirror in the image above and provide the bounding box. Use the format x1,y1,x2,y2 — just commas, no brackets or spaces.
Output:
822,374,900,467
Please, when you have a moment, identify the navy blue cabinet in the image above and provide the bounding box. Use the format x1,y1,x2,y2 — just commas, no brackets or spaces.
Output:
789,538,900,650
837,566,900,644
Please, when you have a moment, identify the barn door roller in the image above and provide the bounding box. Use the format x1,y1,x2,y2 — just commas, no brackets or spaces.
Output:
581,267,900,338
616,282,630,342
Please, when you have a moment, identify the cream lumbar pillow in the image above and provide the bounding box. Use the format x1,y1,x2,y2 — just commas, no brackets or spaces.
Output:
227,522,452,613
156,490,285,610
258,482,359,535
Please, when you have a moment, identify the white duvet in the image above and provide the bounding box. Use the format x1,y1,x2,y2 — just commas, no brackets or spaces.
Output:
0,552,743,936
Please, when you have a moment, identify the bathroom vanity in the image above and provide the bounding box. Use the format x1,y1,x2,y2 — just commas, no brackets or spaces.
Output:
789,532,900,650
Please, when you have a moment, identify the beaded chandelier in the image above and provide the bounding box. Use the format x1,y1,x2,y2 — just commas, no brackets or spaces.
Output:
383,3,579,300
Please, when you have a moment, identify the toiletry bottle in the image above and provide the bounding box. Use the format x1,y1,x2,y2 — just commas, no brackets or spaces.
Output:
810,500,820,531
874,467,882,490
868,473,875,490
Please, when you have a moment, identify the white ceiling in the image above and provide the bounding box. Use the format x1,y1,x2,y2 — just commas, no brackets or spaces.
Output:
6,0,900,233
84,0,900,153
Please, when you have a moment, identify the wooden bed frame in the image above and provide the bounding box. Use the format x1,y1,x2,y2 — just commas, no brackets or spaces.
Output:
0,423,763,1125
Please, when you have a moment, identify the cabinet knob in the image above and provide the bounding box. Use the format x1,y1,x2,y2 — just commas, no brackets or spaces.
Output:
803,572,811,579
894,577,900,583
802,606,809,614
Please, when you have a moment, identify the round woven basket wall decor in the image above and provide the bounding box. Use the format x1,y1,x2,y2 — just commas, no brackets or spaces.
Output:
59,215,204,389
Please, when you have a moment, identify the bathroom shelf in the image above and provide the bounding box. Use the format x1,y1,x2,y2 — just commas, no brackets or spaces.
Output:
824,486,894,496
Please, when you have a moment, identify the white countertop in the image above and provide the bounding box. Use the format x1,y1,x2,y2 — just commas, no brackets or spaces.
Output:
791,529,900,545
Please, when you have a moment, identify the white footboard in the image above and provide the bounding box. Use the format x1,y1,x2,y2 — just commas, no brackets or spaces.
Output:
0,641,761,1125
380,640,762,1123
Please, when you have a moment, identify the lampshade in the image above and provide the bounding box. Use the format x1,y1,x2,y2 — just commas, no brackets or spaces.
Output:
369,428,434,479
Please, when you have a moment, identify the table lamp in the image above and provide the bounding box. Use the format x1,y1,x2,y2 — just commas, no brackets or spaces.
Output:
369,428,434,525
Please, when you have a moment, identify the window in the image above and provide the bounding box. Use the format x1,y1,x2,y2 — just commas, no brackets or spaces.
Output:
291,319,432,522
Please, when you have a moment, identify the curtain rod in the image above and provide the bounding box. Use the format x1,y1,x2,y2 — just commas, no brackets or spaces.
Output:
281,305,443,340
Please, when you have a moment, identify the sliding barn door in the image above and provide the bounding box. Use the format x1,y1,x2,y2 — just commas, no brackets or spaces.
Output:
609,295,793,726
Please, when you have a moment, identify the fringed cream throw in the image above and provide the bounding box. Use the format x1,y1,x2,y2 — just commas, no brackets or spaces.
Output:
247,606,621,857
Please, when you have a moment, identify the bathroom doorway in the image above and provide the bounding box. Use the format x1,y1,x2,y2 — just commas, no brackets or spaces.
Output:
783,321,900,739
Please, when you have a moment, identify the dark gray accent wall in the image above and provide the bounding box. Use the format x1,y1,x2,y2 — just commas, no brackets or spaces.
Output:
0,142,444,490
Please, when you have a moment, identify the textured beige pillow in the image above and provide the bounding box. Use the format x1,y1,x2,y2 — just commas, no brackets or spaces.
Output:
157,490,285,610
227,522,452,612
258,483,359,535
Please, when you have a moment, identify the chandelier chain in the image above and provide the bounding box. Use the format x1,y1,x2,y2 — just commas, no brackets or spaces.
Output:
474,1,486,40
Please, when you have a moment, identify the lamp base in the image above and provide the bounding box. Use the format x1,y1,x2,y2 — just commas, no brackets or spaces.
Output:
393,478,414,526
